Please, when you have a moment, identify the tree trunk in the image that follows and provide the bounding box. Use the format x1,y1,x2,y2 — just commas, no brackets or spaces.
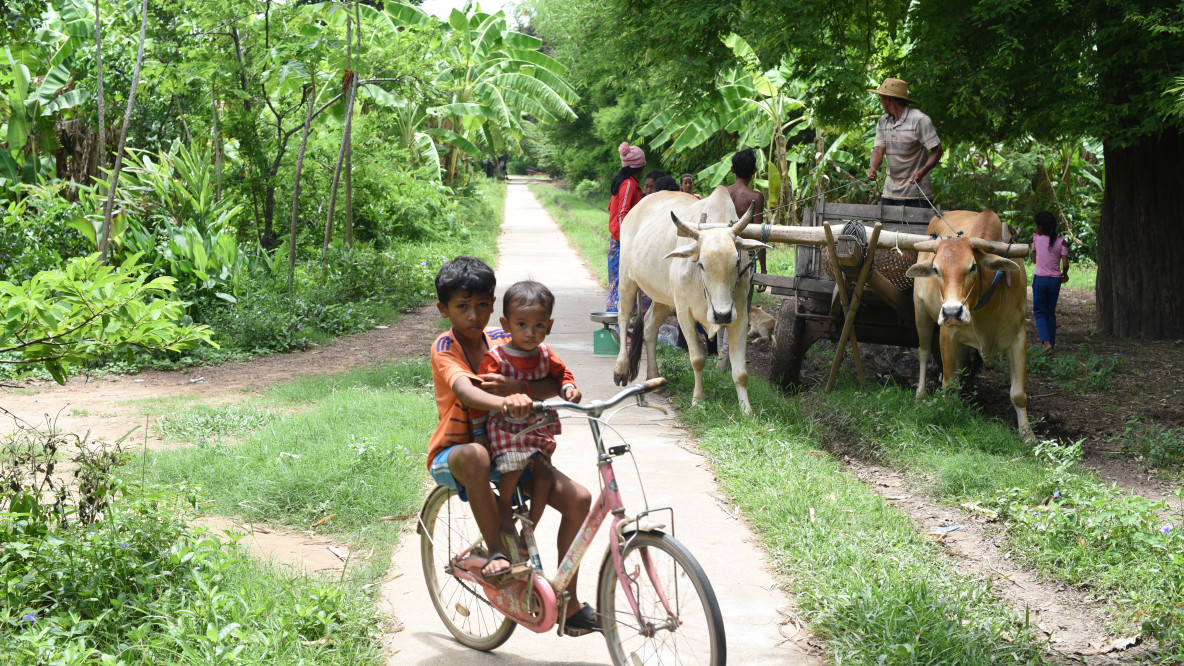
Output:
323,20,357,263
289,79,316,294
1096,127,1184,339
93,0,105,181
212,89,222,200
98,0,148,261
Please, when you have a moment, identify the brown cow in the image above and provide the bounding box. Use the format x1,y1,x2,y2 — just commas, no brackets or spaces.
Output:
905,210,1031,438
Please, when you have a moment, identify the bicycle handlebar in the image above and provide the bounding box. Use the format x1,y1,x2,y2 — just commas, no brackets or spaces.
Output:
533,377,666,419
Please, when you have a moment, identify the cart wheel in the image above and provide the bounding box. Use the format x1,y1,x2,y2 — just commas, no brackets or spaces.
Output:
770,298,808,390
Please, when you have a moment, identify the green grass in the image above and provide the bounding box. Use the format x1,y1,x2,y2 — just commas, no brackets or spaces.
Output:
720,354,1184,658
528,183,610,285
155,404,278,444
655,349,1043,664
1023,262,1097,291
140,359,435,583
1025,344,1122,390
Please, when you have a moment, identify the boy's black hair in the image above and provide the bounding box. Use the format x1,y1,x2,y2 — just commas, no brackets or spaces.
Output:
503,280,555,317
610,165,641,195
653,176,680,192
731,148,757,180
1034,210,1057,237
645,170,666,183
435,255,496,303
679,173,694,182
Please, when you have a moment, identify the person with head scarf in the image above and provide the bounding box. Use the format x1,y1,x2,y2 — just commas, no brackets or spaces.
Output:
606,142,645,312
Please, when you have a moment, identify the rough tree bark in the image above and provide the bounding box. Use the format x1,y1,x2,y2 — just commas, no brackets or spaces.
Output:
288,76,316,294
1096,127,1184,339
98,0,148,260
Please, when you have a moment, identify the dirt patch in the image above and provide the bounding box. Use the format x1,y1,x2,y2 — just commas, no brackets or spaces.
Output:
846,460,1154,663
198,515,358,575
0,306,442,446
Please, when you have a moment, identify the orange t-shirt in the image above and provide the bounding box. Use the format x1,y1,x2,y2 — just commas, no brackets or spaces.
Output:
427,327,510,469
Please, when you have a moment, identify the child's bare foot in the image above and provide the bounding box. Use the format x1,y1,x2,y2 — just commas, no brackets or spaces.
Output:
481,552,511,578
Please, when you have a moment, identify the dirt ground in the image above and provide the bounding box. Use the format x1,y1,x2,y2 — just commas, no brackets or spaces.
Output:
747,287,1184,507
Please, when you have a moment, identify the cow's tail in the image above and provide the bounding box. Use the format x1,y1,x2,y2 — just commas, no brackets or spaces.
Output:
626,310,645,382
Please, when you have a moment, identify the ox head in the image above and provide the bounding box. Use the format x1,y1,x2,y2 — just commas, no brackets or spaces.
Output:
663,203,769,326
906,236,1022,326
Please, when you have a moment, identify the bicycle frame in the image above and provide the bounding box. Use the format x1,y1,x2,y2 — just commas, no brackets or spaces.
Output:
446,381,679,636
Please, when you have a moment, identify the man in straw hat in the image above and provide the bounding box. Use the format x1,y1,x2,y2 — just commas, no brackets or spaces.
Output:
865,78,943,209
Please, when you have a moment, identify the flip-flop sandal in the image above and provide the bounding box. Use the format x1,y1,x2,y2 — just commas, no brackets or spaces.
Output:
562,602,602,637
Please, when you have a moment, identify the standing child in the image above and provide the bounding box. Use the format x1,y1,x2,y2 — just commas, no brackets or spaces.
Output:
1031,210,1070,351
473,281,581,546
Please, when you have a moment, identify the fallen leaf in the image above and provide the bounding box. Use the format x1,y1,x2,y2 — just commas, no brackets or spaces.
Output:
808,507,815,523
301,637,334,646
1090,635,1142,654
826,493,836,502
960,501,999,521
379,513,416,522
328,546,349,561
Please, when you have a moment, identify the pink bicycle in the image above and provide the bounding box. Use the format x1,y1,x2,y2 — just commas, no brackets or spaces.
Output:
418,378,726,665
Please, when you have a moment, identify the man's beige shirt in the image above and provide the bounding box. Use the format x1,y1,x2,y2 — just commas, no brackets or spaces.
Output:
874,106,941,200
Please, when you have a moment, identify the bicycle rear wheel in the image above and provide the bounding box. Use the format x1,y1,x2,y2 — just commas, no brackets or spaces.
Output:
597,530,726,665
420,485,516,650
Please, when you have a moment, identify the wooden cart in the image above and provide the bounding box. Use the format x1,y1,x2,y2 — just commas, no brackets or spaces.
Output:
751,200,941,390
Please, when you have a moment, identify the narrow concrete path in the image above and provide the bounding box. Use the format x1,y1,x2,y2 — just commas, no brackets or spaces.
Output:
381,184,819,664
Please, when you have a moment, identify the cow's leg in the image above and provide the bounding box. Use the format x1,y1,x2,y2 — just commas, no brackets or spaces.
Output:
674,308,707,405
1007,335,1032,440
937,328,960,390
724,317,752,415
612,275,641,386
914,304,935,400
644,302,671,379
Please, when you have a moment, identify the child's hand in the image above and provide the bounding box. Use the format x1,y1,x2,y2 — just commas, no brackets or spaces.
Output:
501,393,533,420
563,386,582,403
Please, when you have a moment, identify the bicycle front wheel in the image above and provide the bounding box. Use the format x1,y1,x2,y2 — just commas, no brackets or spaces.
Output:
419,485,516,651
597,530,726,665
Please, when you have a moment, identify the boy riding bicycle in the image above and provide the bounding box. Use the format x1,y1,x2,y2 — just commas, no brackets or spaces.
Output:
427,256,600,635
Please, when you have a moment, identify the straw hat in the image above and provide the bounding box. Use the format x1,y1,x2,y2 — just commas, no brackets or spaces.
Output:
868,78,916,103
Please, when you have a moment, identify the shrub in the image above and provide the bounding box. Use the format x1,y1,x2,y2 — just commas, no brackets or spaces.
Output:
0,183,90,282
573,178,602,200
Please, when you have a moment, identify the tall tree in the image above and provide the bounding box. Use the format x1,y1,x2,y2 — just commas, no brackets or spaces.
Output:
906,0,1184,339
98,0,149,260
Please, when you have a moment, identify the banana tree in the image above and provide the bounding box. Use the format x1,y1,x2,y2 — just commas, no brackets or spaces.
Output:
0,0,94,193
636,34,808,224
428,8,578,181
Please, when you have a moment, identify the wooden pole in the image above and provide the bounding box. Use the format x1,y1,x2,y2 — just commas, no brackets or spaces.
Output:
697,222,1030,258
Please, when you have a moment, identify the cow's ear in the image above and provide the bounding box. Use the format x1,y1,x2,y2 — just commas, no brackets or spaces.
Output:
979,255,1022,272
736,239,771,252
665,243,699,259
906,261,936,279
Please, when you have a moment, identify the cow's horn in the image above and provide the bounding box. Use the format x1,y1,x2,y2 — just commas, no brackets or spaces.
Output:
731,202,755,234
914,240,938,253
671,212,700,239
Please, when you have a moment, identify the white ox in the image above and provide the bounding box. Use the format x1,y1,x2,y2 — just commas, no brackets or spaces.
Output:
612,187,768,415
905,210,1031,438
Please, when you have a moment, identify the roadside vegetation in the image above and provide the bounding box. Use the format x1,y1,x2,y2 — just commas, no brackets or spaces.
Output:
660,349,1184,660
655,349,1044,663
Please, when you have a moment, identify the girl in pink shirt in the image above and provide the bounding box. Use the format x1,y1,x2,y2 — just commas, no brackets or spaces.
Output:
1032,211,1070,351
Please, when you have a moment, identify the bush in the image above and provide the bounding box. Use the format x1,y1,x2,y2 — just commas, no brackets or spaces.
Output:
0,421,381,664
0,183,90,282
573,178,602,200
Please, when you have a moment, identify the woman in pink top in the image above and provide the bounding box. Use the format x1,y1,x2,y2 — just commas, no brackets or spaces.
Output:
1032,211,1070,350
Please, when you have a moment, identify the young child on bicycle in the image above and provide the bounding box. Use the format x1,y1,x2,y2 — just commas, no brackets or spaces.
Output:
427,257,600,635
471,281,581,552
